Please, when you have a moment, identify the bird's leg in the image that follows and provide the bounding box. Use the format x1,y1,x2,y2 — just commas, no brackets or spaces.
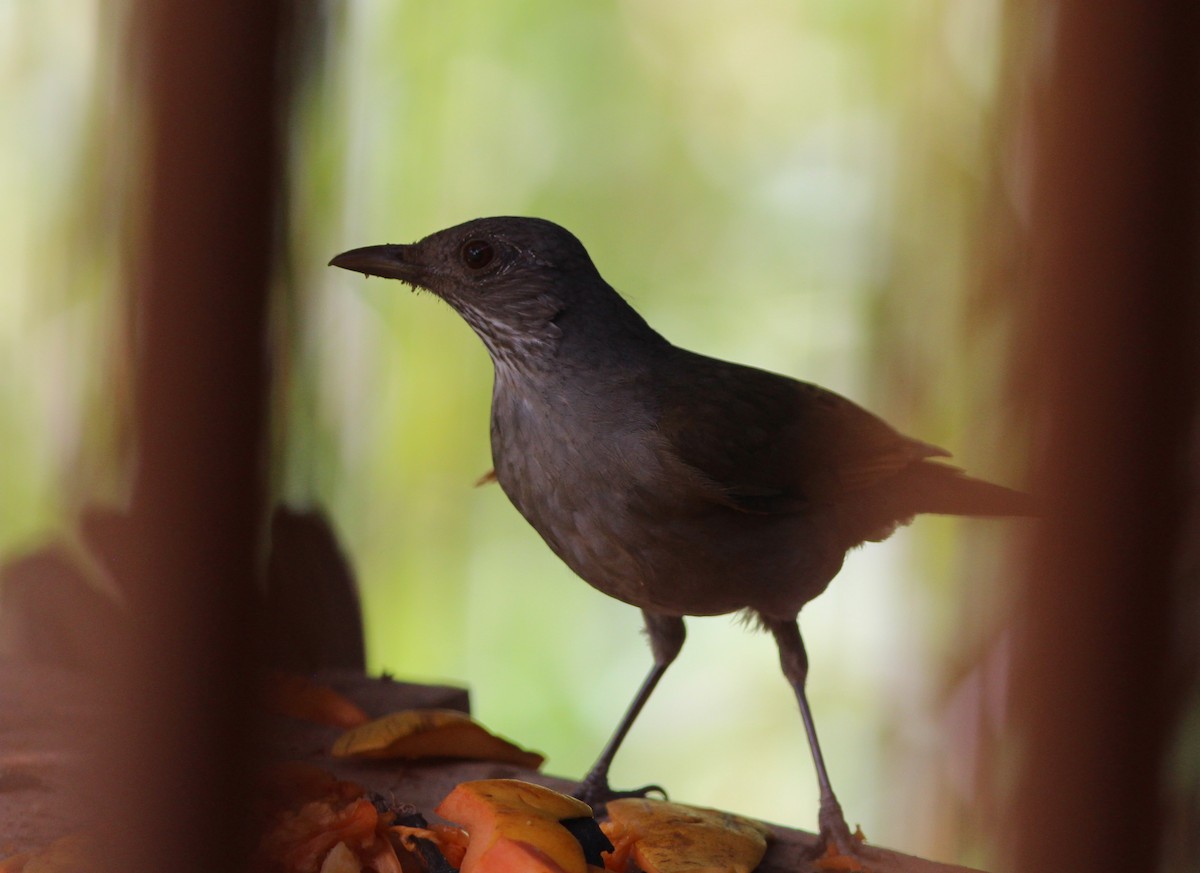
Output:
575,612,684,808
766,618,867,858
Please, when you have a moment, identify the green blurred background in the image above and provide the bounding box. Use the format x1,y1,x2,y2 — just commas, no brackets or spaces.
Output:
2,1,1032,865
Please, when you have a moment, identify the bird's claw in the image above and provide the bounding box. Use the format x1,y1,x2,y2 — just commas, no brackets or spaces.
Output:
816,798,877,865
612,783,668,801
574,774,668,812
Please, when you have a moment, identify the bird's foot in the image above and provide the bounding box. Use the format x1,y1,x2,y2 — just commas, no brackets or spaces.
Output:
573,771,667,813
814,798,877,868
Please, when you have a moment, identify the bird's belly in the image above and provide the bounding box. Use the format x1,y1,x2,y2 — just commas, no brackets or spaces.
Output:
494,437,839,619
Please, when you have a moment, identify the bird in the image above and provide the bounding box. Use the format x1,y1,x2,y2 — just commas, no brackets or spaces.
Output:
330,216,1033,854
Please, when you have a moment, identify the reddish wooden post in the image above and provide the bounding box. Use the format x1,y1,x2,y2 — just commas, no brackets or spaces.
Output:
95,1,288,870
1013,3,1198,870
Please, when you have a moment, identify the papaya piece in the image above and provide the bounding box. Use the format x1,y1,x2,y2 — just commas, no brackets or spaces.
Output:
602,798,770,873
435,779,595,873
267,672,371,728
331,709,544,769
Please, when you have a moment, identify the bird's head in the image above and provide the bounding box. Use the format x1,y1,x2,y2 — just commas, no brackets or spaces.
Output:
330,217,609,365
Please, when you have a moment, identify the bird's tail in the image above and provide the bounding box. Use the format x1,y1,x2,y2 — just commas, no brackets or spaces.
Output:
905,461,1037,517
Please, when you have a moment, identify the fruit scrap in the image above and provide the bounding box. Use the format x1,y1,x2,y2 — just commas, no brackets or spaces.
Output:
266,672,371,728
256,761,368,816
391,823,470,870
252,766,422,873
332,709,544,769
601,798,771,873
0,834,92,872
812,827,870,872
317,841,361,873
435,779,605,873
254,795,407,873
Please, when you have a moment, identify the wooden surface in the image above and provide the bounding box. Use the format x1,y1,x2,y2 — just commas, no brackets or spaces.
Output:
0,663,982,873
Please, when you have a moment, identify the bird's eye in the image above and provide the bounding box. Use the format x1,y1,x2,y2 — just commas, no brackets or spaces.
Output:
461,239,495,270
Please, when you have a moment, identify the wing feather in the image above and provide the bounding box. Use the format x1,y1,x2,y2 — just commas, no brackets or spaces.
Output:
654,351,946,515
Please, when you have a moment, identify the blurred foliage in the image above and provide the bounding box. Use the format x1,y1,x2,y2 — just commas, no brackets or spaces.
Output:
0,1,132,546
2,0,1038,866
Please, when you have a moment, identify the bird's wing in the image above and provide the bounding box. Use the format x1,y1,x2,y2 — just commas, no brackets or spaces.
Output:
654,352,948,514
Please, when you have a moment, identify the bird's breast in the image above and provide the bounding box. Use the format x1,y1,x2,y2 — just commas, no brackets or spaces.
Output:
489,381,660,601
486,374,838,618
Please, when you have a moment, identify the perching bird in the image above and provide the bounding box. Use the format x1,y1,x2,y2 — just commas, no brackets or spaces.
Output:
331,216,1032,853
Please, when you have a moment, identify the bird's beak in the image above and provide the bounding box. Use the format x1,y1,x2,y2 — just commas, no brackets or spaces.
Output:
328,244,427,284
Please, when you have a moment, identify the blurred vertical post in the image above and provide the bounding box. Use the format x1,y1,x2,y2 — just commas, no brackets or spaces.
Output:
1013,2,1198,871
98,0,288,870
